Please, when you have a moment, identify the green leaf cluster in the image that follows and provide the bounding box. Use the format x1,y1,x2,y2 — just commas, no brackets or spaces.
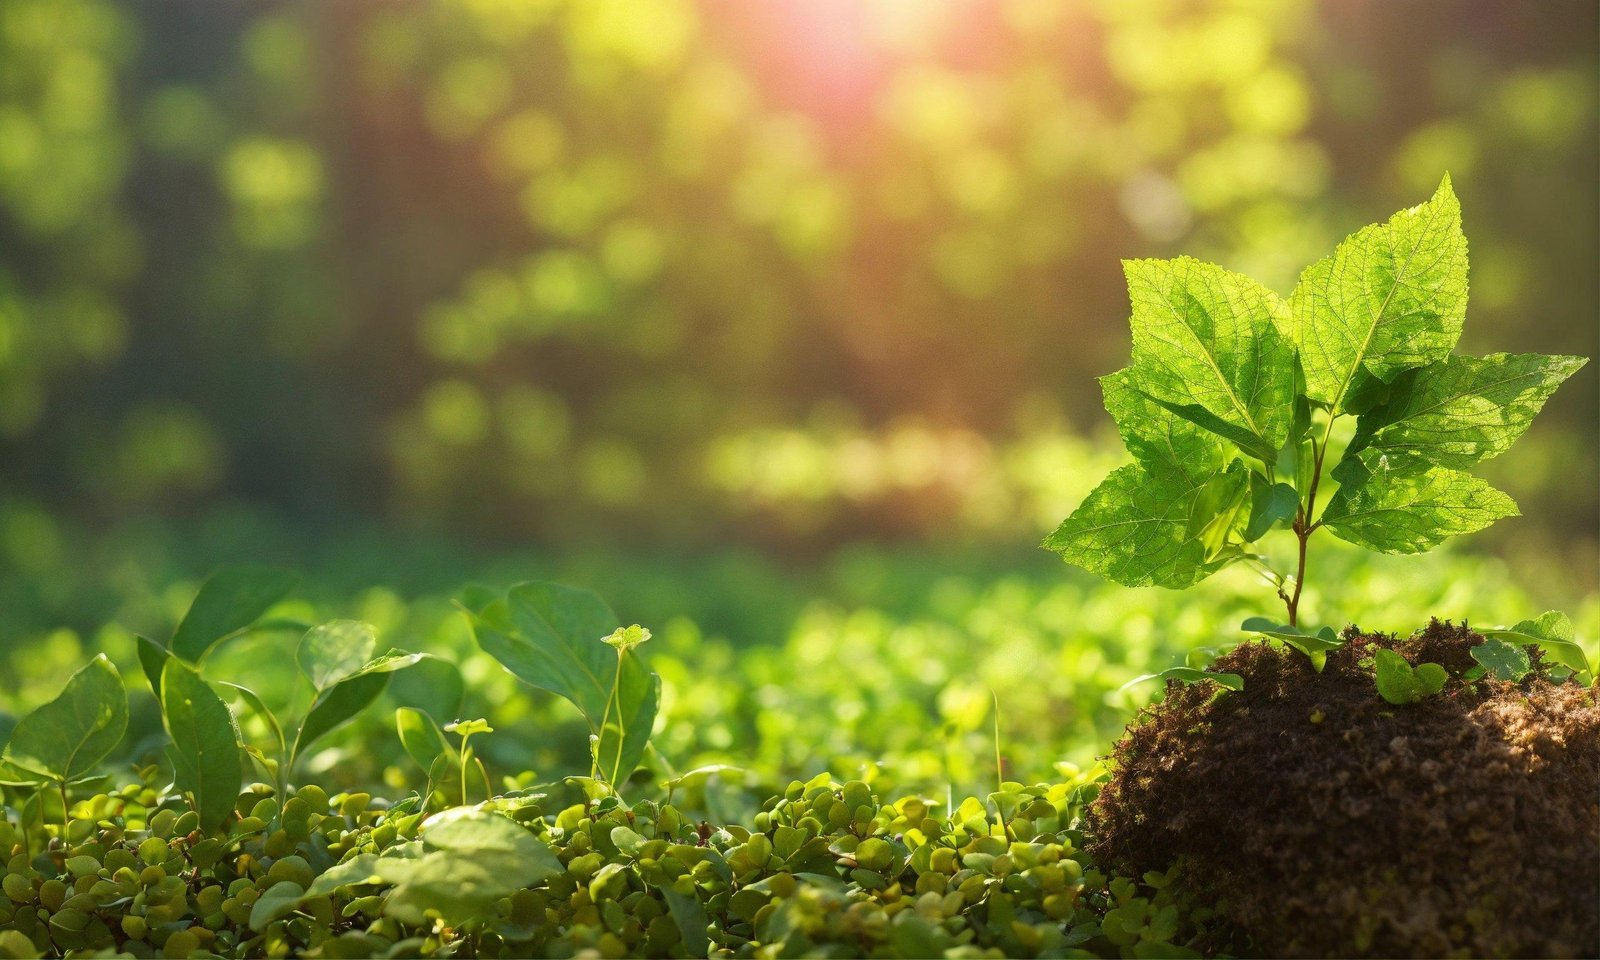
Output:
1046,177,1586,620
0,769,1230,958
132,566,449,830
1480,610,1592,681
463,581,662,788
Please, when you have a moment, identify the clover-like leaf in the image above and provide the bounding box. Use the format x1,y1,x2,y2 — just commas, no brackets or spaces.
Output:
1288,176,1467,412
1322,450,1517,554
602,624,652,652
1373,649,1448,705
1349,353,1587,468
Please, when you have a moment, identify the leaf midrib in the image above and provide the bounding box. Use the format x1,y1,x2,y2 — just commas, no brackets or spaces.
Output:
1328,207,1438,413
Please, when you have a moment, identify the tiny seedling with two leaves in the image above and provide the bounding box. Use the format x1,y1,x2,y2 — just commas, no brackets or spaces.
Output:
1051,177,1588,691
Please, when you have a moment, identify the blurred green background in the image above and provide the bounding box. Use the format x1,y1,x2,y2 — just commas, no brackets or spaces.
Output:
0,0,1595,795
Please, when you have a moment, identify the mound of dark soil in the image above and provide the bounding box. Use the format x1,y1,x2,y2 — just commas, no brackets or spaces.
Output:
1088,620,1599,958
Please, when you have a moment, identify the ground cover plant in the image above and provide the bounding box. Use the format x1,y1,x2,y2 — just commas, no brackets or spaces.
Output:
0,181,1593,959
0,570,1245,959
1046,178,1597,956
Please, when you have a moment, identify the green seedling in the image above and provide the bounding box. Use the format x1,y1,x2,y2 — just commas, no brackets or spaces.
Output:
463,583,662,791
1044,177,1586,673
1372,649,1448,705
444,719,494,807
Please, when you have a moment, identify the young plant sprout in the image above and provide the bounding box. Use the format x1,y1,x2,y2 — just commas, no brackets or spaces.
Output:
1045,177,1585,649
599,625,651,786
444,718,493,807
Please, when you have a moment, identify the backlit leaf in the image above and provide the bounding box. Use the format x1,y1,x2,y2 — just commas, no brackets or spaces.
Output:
1123,257,1295,459
161,659,242,831
290,650,428,767
1045,462,1238,589
296,620,377,691
467,582,660,784
172,566,299,663
1322,450,1517,554
1,655,127,783
1288,176,1467,412
1350,353,1587,468
1244,478,1299,541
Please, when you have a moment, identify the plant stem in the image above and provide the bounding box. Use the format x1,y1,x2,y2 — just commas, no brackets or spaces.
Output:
606,651,628,789
458,735,472,807
1286,524,1310,626
58,781,69,837
1285,416,1335,626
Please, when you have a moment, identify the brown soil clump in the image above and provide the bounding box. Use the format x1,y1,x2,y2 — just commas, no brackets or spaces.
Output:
1088,619,1599,958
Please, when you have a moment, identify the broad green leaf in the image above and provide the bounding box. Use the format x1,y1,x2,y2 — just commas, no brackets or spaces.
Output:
1,654,127,783
1469,639,1530,681
303,853,382,898
1244,477,1299,541
383,809,563,926
1100,369,1231,483
1481,611,1590,677
1122,257,1295,459
1322,450,1517,554
387,655,466,721
137,635,169,698
160,659,242,832
395,707,453,772
470,582,619,719
1289,177,1467,411
1120,667,1244,692
1240,617,1343,672
172,566,298,663
217,682,285,766
248,881,305,931
1341,368,1394,416
296,620,377,691
595,666,661,787
1349,353,1587,468
1045,461,1239,589
661,884,712,957
468,582,660,784
290,650,427,767
1186,461,1251,560
660,764,747,792
0,931,39,959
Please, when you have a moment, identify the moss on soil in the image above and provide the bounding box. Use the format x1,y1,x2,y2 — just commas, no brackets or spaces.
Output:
1088,619,1599,958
